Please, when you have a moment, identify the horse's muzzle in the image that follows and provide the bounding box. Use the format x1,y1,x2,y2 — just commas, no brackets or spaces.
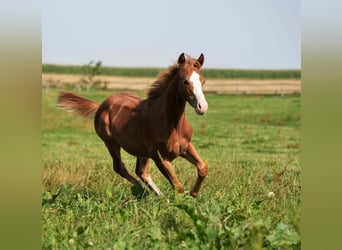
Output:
194,99,208,115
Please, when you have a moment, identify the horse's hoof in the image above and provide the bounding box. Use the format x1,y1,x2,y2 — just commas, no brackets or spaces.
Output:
189,190,199,197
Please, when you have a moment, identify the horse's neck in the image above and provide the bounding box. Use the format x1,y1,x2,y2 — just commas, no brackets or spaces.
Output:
156,77,186,127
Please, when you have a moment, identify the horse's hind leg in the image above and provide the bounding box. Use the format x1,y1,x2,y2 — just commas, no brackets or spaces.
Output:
104,141,140,186
135,158,161,195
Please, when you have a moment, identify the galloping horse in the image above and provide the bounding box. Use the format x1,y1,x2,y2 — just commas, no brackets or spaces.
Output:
58,53,208,197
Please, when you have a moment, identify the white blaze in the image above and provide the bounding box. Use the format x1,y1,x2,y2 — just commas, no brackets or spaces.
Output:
189,71,208,113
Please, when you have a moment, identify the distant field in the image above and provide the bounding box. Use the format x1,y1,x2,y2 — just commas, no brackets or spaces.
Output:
42,64,301,79
42,73,301,95
42,88,301,249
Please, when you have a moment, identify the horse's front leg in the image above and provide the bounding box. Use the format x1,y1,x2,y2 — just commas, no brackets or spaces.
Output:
152,153,184,193
181,143,208,197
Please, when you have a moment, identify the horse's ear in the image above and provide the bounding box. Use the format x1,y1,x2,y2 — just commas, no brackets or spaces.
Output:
178,53,186,65
196,53,205,68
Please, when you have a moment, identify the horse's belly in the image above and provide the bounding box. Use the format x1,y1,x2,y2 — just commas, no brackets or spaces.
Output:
104,94,148,157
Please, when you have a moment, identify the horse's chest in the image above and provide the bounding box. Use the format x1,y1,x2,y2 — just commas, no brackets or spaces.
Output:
164,130,189,158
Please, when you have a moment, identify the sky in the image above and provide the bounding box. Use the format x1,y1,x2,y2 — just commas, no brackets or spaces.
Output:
42,0,301,69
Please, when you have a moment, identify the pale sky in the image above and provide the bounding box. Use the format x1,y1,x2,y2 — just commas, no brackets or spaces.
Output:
42,0,300,69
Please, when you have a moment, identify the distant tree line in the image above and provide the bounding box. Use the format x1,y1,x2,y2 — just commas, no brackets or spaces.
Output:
43,63,300,79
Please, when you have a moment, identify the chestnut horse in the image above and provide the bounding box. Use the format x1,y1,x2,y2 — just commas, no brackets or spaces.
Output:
58,53,208,197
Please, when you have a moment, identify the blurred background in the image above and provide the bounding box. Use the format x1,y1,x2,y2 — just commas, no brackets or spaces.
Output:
42,0,300,69
42,0,301,94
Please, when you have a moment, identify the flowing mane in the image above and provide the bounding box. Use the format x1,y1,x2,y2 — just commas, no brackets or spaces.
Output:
147,55,199,99
147,64,179,99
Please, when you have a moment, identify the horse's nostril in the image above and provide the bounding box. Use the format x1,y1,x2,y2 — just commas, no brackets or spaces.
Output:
196,101,208,113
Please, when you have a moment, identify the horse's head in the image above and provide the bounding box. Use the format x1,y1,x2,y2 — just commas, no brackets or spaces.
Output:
177,53,208,115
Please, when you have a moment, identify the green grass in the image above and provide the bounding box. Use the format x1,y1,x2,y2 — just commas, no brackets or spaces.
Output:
42,64,301,79
42,88,301,249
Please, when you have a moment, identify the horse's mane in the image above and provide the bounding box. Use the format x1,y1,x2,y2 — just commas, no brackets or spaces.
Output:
147,55,197,99
147,64,179,99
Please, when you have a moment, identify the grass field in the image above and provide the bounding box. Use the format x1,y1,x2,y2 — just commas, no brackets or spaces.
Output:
42,88,301,249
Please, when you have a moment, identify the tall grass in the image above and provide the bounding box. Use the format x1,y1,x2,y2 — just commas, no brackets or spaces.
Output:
42,89,301,249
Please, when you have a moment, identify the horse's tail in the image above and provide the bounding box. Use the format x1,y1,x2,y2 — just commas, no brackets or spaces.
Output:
57,92,100,117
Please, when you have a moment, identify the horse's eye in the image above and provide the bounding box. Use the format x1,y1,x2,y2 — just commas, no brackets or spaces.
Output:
184,80,189,85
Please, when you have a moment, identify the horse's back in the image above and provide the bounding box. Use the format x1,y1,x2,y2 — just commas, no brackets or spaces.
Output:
104,93,142,106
